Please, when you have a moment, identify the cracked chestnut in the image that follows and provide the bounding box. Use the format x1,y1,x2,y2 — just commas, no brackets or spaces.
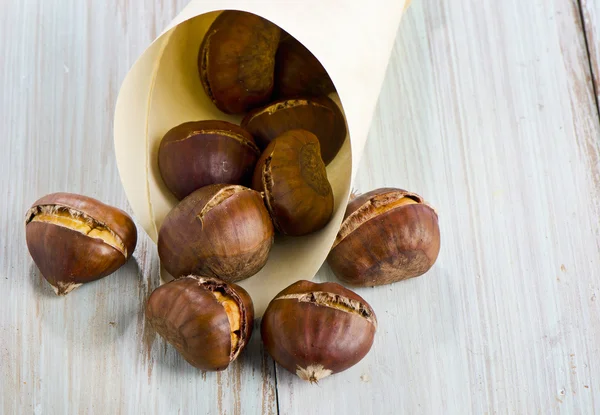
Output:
198,11,281,114
261,280,377,383
241,96,347,165
25,193,137,295
251,129,333,236
158,184,274,282
158,120,260,200
273,35,335,100
327,188,440,286
146,275,254,371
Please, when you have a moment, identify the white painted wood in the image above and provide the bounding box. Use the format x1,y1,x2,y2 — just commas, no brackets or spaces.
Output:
0,1,276,414
277,0,600,413
581,0,600,103
1,0,600,414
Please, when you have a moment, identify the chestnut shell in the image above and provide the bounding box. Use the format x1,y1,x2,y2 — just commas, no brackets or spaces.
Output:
146,276,254,371
327,188,440,286
251,130,334,236
158,184,274,282
273,35,335,99
158,121,260,200
25,192,137,295
198,11,281,114
261,280,377,382
241,96,347,165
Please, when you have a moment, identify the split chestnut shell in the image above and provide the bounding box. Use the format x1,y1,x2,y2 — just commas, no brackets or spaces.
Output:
251,129,334,236
158,184,274,282
146,276,254,371
261,280,377,383
241,97,347,165
25,192,137,295
327,188,440,286
158,120,260,200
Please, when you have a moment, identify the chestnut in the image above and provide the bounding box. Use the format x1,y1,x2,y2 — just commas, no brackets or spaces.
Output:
146,275,254,371
198,11,281,114
251,129,334,236
273,35,335,100
261,280,377,383
25,193,137,295
158,120,260,200
241,97,347,165
327,188,440,286
158,184,274,282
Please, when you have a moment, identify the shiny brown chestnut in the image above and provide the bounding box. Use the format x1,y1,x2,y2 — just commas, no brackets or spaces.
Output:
261,280,377,383
158,184,274,282
273,35,335,100
327,188,440,286
198,11,281,114
241,97,347,165
25,193,137,295
158,120,260,200
251,129,333,236
146,275,254,371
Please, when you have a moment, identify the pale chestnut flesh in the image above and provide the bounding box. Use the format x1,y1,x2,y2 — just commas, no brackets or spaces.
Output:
327,188,440,286
261,280,377,383
158,184,274,282
145,276,254,371
25,193,137,295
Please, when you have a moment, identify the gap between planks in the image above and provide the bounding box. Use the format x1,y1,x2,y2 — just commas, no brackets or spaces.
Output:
578,0,600,119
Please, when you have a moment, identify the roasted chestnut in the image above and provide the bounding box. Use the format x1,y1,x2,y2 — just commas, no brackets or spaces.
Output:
261,280,377,383
251,129,333,236
198,11,281,114
25,193,137,295
241,97,347,165
158,184,274,282
327,188,440,286
273,35,335,100
158,120,260,200
146,275,254,371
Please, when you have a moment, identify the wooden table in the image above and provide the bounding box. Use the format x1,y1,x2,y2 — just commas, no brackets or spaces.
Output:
1,1,599,413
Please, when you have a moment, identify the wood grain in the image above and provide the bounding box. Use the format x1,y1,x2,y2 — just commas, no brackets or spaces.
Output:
580,0,600,105
277,0,600,413
1,0,600,414
0,1,276,414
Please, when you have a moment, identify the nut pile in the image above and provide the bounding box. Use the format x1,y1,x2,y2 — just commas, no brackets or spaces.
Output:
25,10,440,384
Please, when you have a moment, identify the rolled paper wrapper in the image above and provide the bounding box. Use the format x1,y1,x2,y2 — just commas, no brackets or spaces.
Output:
114,0,408,315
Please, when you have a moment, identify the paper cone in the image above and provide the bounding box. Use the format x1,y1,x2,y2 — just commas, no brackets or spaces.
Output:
114,0,407,315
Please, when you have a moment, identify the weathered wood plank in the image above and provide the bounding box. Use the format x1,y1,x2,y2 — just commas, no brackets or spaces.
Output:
580,0,600,106
0,1,276,414
276,0,600,413
2,0,600,413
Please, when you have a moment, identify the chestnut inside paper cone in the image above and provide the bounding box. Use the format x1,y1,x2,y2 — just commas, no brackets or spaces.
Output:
114,2,409,314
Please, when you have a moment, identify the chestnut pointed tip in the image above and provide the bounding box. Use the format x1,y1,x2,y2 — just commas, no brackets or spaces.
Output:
296,364,333,383
50,281,83,296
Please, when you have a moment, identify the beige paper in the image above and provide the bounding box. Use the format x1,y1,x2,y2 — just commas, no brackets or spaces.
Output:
114,0,407,315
